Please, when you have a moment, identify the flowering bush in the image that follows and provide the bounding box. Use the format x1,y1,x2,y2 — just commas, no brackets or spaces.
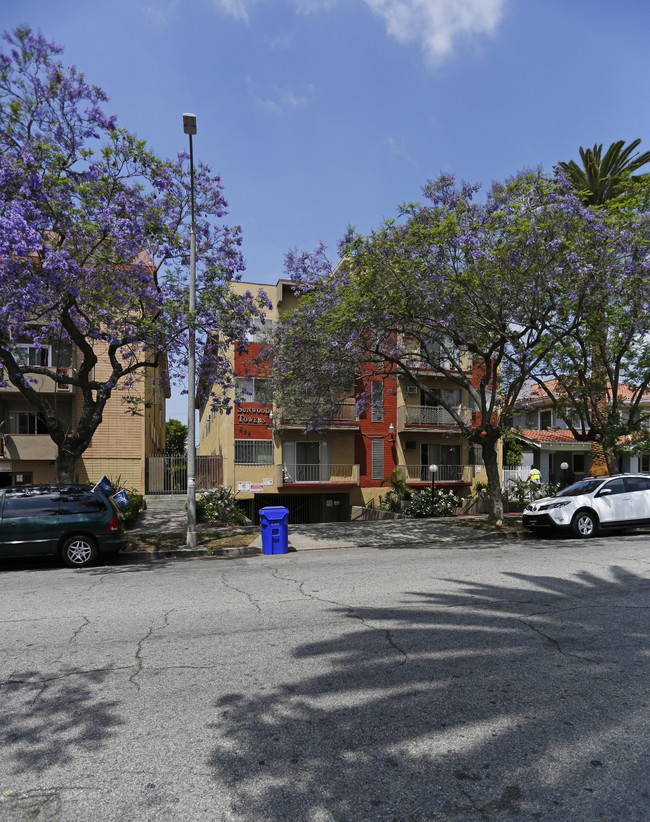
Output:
405,488,462,518
196,486,247,525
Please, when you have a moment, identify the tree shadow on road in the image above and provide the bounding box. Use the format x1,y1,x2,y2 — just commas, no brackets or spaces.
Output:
0,667,125,774
207,564,650,821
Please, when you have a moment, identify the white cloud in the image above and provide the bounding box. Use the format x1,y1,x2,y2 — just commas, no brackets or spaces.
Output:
214,0,508,65
364,0,507,64
252,83,317,113
212,0,258,23
144,0,180,24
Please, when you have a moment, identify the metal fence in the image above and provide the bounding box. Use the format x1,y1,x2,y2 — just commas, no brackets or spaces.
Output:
146,454,223,494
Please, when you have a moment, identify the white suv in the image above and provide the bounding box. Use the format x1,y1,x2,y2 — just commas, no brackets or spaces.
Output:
522,474,650,537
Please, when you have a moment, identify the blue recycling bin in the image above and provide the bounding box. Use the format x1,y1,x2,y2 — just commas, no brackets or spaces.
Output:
259,506,289,555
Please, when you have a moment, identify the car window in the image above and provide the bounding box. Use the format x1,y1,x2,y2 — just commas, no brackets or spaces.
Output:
2,494,59,519
601,478,626,495
58,490,105,514
624,476,650,492
558,479,605,497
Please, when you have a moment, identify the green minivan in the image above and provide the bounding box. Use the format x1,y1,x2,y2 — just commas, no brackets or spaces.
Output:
0,484,124,568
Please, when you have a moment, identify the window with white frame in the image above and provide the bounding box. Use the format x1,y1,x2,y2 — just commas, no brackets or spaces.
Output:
235,377,271,403
15,345,50,367
6,411,49,434
234,440,273,465
245,318,273,342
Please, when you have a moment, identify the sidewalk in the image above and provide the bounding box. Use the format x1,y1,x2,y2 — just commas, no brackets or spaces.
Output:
122,510,525,562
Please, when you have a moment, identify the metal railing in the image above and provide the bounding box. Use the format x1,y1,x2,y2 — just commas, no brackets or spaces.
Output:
278,463,360,486
399,464,474,483
277,401,358,425
146,454,223,494
398,405,472,428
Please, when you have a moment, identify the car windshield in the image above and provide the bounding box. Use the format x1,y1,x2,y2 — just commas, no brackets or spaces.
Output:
557,479,605,497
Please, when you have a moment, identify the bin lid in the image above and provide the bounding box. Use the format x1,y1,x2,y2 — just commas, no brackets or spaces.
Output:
259,505,289,517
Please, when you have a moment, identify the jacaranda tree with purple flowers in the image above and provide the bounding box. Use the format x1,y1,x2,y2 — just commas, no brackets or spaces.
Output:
532,173,650,474
272,171,597,523
0,27,267,481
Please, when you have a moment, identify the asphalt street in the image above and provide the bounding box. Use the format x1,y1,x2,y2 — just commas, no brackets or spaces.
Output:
0,529,649,821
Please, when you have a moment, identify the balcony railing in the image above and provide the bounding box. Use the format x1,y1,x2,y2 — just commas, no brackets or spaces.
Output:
278,463,360,486
398,404,472,430
276,401,359,427
399,464,474,484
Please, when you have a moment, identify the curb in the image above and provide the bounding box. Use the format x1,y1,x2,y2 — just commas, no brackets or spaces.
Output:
118,545,262,563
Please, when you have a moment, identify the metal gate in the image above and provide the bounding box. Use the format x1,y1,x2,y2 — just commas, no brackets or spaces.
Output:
146,455,223,494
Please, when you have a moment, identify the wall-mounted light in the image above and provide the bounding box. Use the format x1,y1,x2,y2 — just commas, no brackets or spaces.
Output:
388,422,395,441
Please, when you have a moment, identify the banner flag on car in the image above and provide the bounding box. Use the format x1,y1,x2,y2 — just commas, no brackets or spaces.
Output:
112,489,129,507
93,475,113,497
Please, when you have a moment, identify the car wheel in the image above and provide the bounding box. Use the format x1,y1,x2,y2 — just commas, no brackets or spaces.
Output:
571,510,598,538
61,535,99,568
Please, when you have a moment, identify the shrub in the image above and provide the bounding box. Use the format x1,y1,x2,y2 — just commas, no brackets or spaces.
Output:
121,493,144,528
196,485,247,525
405,488,462,518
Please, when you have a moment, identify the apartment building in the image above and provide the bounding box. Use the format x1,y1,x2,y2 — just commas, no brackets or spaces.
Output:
199,279,496,523
0,340,167,492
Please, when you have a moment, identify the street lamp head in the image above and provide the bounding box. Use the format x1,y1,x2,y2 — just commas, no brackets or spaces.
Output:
560,462,569,471
429,463,438,475
183,113,197,135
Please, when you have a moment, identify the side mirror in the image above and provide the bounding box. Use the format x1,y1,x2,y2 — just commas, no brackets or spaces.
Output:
596,488,611,497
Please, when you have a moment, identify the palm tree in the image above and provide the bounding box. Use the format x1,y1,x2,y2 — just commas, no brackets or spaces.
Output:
559,139,650,205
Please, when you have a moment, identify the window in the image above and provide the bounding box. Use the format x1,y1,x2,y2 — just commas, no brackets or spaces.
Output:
15,345,50,367
234,440,273,465
245,318,273,342
424,388,462,407
235,377,271,403
624,476,650,492
371,439,384,480
371,381,383,422
6,411,49,435
573,454,585,473
539,410,553,429
641,454,650,473
3,494,58,519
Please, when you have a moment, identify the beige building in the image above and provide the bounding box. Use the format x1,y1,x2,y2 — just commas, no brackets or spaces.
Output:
199,279,498,523
0,341,167,493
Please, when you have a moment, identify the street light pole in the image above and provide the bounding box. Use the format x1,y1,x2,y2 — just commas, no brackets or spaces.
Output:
183,113,197,550
429,463,438,504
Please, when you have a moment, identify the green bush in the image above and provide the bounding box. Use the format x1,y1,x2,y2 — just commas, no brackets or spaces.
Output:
196,485,247,525
405,488,462,518
121,493,144,528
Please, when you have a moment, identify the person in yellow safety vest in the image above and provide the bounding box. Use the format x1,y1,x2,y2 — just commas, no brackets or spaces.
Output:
528,467,542,493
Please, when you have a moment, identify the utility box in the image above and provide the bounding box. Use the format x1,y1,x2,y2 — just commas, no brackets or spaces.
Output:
259,506,289,555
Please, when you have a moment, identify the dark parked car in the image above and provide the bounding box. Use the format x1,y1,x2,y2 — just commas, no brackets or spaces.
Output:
0,484,124,567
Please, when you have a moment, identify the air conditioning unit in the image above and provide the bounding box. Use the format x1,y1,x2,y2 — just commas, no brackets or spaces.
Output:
406,386,417,394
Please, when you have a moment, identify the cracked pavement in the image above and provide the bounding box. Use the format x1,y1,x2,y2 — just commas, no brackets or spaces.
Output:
1,531,650,820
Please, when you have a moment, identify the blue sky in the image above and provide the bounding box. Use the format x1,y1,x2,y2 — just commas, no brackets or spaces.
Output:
3,0,650,423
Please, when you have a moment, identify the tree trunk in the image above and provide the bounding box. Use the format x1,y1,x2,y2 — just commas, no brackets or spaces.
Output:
54,448,77,483
479,435,504,525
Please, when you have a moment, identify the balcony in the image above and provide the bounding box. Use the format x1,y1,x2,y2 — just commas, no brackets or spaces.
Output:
278,463,360,487
399,464,474,485
0,367,72,394
2,435,58,461
398,404,472,431
276,401,359,430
